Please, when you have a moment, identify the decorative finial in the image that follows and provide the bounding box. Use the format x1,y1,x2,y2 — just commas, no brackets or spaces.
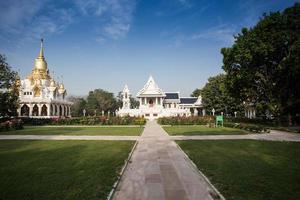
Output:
39,38,44,58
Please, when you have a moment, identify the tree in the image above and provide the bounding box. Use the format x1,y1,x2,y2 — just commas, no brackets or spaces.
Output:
68,96,86,117
221,3,300,123
191,88,201,97
197,74,241,116
86,89,117,115
0,54,19,118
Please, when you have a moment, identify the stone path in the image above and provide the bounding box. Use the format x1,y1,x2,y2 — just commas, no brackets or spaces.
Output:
112,121,220,200
1,130,299,142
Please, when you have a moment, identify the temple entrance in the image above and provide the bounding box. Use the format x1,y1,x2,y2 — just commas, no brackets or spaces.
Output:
21,104,29,116
32,105,39,116
149,99,154,107
41,105,48,116
59,105,62,116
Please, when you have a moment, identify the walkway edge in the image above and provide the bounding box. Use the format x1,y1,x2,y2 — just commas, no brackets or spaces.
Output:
107,140,139,200
174,142,226,200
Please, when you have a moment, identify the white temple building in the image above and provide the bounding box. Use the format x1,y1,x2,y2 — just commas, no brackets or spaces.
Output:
17,39,72,118
117,76,204,119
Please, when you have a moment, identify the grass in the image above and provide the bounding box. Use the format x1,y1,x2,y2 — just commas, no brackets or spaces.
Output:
177,140,300,200
0,140,134,200
1,126,144,136
163,125,250,135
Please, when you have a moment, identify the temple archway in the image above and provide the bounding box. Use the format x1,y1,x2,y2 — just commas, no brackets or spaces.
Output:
21,104,29,116
59,105,62,116
32,105,39,116
149,99,154,107
41,105,47,116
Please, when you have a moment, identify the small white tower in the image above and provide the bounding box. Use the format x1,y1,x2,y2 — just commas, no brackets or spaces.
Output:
122,84,131,109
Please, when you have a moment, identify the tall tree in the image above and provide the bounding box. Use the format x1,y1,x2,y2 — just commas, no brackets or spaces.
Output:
0,54,19,118
221,3,300,123
68,96,87,117
191,88,201,97
86,89,117,115
198,74,241,116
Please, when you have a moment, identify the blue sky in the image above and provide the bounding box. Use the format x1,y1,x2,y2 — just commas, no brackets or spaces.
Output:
0,0,298,97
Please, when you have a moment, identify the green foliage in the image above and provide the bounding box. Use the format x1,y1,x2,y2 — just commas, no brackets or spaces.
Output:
0,119,24,132
191,88,201,97
68,96,87,117
86,89,118,115
0,54,19,117
221,3,300,123
198,74,242,115
157,116,214,125
21,116,146,126
224,122,270,133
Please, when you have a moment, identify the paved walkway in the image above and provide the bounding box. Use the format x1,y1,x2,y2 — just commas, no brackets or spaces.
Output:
1,130,300,142
112,121,220,200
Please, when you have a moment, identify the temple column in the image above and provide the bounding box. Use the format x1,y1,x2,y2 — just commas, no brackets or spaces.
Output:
139,98,142,106
38,104,42,116
29,104,33,117
47,104,51,117
155,97,158,105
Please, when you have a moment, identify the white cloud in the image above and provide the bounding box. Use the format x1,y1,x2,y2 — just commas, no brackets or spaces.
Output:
0,0,74,43
75,0,136,40
191,24,237,45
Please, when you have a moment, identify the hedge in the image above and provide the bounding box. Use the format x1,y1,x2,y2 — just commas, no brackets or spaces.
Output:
20,116,146,126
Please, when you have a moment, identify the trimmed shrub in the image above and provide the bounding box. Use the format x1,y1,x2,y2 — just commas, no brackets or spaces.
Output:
20,116,146,126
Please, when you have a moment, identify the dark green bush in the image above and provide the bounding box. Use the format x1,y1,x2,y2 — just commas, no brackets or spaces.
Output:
0,118,24,132
224,122,270,133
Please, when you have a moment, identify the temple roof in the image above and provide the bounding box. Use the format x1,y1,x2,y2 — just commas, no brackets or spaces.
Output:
180,97,198,104
137,76,166,97
165,92,179,99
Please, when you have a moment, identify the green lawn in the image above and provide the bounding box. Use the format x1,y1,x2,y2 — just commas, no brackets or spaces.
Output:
177,140,300,200
1,126,144,136
164,125,250,135
0,140,134,200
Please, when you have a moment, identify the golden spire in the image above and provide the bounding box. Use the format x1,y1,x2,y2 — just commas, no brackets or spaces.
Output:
38,38,44,58
34,38,47,71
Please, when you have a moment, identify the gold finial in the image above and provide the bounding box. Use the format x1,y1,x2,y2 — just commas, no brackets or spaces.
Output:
39,38,44,58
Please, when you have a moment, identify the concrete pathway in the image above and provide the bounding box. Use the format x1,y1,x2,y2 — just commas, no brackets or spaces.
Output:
1,129,300,142
112,121,220,200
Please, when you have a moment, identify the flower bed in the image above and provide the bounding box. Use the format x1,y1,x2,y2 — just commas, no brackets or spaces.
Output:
21,116,146,126
224,122,270,133
157,116,214,125
0,119,24,132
